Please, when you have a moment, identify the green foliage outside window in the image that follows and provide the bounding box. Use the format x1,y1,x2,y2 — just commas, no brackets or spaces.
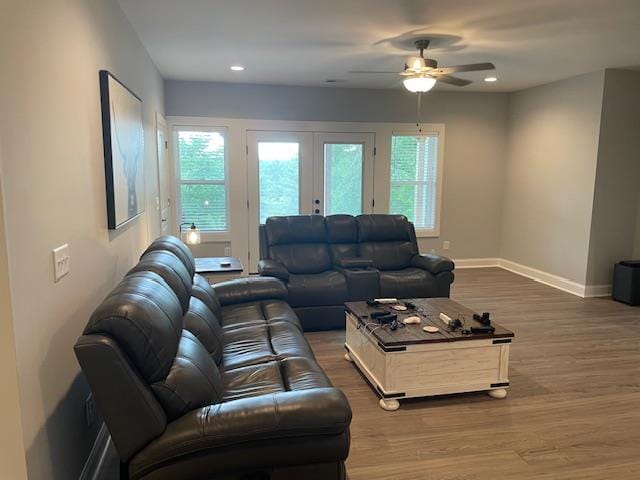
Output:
390,135,438,229
178,131,227,231
324,143,363,216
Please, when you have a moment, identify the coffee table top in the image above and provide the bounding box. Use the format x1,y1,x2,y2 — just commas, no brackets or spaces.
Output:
345,298,514,347
195,257,244,274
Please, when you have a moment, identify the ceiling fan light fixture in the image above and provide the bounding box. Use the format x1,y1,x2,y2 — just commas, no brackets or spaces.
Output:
230,65,244,71
403,75,437,93
484,76,498,82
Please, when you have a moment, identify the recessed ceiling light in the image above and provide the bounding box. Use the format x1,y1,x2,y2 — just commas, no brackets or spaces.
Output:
230,65,244,71
484,76,498,82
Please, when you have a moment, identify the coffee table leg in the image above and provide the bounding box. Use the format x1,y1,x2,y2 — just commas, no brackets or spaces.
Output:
379,398,400,411
488,388,508,399
344,352,353,362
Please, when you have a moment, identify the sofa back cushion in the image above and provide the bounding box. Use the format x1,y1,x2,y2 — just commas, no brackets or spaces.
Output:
265,216,332,273
130,250,193,313
326,214,359,262
183,296,223,365
151,330,223,421
357,215,418,270
191,273,222,319
84,272,184,385
142,235,196,278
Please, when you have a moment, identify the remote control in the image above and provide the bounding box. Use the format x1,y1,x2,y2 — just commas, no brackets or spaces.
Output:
374,298,399,304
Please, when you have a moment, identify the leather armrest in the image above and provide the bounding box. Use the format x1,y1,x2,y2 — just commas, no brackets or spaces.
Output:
213,277,288,306
334,257,374,269
130,388,352,478
258,259,290,280
411,254,455,274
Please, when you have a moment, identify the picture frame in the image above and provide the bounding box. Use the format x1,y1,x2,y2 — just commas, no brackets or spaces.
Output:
99,70,145,230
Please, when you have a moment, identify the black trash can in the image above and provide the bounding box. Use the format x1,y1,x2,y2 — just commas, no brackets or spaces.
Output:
612,260,640,306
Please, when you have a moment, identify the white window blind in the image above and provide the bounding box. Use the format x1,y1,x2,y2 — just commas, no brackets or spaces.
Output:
389,134,439,231
176,129,228,232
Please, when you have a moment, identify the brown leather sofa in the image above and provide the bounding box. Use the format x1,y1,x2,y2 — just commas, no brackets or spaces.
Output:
75,236,352,480
259,214,455,331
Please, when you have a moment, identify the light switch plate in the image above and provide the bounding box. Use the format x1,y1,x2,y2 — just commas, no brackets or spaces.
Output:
52,244,70,282
443,240,450,250
224,246,231,256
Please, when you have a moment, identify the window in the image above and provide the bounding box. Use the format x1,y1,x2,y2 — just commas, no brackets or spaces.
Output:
389,133,441,234
175,128,228,232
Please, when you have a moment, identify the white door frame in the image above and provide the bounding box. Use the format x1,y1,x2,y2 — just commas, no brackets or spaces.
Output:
155,113,172,235
246,130,313,272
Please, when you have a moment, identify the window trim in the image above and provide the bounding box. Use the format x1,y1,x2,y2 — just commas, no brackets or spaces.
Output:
173,125,231,241
389,129,444,238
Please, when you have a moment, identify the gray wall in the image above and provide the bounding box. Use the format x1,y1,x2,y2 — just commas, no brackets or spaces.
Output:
0,0,164,478
165,80,510,260
586,69,640,285
500,71,605,284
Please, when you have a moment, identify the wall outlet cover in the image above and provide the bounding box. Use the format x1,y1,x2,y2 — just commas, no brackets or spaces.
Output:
443,240,450,250
52,244,70,282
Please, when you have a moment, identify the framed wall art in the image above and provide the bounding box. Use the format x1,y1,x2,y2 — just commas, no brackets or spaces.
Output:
99,70,144,229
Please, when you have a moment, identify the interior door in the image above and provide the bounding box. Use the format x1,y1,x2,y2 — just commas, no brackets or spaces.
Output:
312,132,375,216
156,113,172,235
247,131,313,272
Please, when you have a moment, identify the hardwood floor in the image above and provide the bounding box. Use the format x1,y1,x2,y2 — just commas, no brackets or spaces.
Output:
305,267,640,480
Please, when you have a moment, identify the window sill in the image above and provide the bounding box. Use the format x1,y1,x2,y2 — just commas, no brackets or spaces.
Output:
181,231,231,243
415,229,440,238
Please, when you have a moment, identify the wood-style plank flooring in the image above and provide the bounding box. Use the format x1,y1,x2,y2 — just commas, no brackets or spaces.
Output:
305,268,640,480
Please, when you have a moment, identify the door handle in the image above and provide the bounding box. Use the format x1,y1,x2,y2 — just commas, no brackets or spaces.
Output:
314,209,320,214
314,199,320,205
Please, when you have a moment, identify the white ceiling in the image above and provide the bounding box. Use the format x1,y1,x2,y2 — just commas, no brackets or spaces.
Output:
118,0,640,92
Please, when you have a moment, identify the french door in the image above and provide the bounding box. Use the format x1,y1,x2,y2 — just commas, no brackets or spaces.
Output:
247,130,375,272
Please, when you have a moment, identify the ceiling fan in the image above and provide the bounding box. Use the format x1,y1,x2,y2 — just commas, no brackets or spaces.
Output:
350,39,496,92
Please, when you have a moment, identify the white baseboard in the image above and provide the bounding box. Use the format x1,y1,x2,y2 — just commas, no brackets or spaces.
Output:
453,257,611,299
496,258,588,297
584,284,612,297
452,258,500,269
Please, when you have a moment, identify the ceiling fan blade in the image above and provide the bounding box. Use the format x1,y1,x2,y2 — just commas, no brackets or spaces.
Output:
436,75,472,87
431,62,495,75
348,70,400,74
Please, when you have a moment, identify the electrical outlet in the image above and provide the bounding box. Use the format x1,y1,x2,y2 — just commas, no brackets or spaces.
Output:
85,394,97,427
443,241,450,250
224,246,231,256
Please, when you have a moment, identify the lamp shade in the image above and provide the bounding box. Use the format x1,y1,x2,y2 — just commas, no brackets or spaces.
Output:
184,223,201,245
403,75,437,93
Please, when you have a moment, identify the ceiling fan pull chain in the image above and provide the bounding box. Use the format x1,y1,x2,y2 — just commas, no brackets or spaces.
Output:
416,92,422,134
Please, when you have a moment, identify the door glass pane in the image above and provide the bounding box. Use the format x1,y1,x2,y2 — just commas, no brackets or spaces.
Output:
324,143,363,215
258,142,300,223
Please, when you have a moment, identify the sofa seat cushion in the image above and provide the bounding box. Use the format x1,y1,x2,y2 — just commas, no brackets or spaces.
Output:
379,267,438,298
222,361,285,402
286,271,349,307
281,357,332,391
220,300,302,331
269,323,315,361
222,326,276,371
